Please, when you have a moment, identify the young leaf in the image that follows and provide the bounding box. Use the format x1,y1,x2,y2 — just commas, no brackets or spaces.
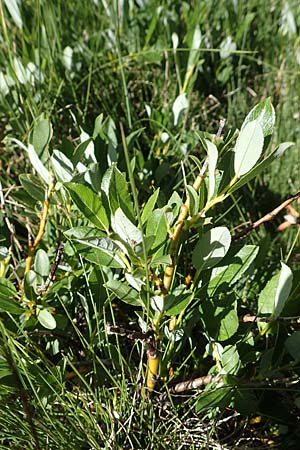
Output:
65,182,109,231
206,139,218,200
234,120,264,177
258,262,293,318
241,97,275,137
172,93,189,126
192,226,231,270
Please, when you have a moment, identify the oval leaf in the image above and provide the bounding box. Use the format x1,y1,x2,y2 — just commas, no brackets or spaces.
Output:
234,120,264,177
192,226,231,270
37,308,56,330
34,249,50,278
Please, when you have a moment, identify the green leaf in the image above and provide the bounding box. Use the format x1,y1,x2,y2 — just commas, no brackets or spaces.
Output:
285,332,300,360
19,174,45,202
192,226,231,270
27,143,50,184
164,292,193,316
242,98,275,137
208,244,259,294
105,279,142,306
228,142,293,195
36,308,56,330
51,150,74,182
72,138,93,165
24,270,39,301
234,120,264,177
65,182,109,231
34,249,50,278
111,208,142,247
195,385,233,413
71,235,127,269
218,308,239,341
187,25,202,70
221,345,241,374
172,93,189,126
0,278,23,314
64,226,103,240
141,188,160,223
258,262,293,318
146,208,168,252
32,116,53,156
200,295,239,341
101,165,135,222
206,139,218,200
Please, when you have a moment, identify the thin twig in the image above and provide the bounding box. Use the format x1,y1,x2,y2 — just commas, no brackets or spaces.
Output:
232,191,300,240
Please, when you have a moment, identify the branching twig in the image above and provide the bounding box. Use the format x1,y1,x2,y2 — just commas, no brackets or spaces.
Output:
232,191,300,240
163,160,208,292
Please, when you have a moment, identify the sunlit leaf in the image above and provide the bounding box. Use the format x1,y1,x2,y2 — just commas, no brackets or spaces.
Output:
172,93,189,126
37,308,56,330
192,226,231,270
206,139,218,200
241,97,275,137
234,120,264,177
258,262,293,318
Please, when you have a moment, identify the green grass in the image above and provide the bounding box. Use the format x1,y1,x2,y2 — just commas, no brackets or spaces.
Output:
1,1,300,449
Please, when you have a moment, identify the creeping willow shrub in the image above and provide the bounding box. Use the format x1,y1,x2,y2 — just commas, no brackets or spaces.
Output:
1,99,298,412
